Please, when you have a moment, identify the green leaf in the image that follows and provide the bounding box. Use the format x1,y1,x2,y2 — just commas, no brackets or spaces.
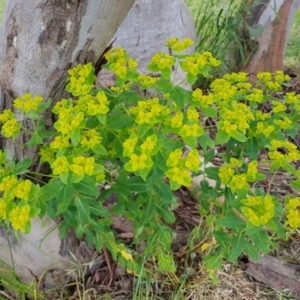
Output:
215,130,230,145
137,123,152,137
37,180,62,202
15,158,32,174
92,144,108,156
187,73,197,85
95,231,103,252
71,128,81,146
25,133,43,146
161,67,171,80
214,231,232,248
106,113,134,130
58,221,71,239
229,232,246,262
63,207,78,228
291,179,300,191
125,176,152,192
232,131,247,143
29,206,40,218
202,106,217,118
75,196,91,223
157,252,176,272
282,162,296,175
97,114,106,125
39,130,57,138
204,149,216,164
204,167,219,180
153,182,174,204
198,133,215,150
59,172,69,185
203,252,223,270
216,215,246,230
183,135,197,148
244,241,259,261
245,138,258,160
56,184,75,214
245,226,270,254
73,176,100,196
170,86,192,108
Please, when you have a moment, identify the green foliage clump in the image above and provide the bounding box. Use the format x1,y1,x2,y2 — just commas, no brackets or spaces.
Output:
0,37,300,275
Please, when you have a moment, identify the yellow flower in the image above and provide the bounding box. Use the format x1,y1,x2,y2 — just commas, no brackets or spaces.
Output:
9,204,30,232
123,135,138,157
273,101,286,113
230,174,249,191
179,124,204,137
0,176,18,198
166,37,194,52
39,146,55,163
241,207,260,226
185,149,200,172
13,93,43,112
141,135,157,154
247,160,258,180
50,136,70,149
170,112,183,128
229,158,242,168
150,52,175,69
218,165,234,185
137,74,158,87
15,180,32,200
51,156,70,175
1,118,21,138
187,107,199,122
70,156,95,176
166,149,182,167
241,194,275,226
129,154,148,171
0,110,15,123
165,167,191,187
80,129,102,149
0,199,6,220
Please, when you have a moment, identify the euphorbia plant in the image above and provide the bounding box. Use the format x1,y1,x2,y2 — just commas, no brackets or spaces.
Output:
0,37,300,274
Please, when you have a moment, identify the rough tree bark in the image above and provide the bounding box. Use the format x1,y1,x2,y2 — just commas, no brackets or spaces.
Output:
241,0,300,74
0,0,135,283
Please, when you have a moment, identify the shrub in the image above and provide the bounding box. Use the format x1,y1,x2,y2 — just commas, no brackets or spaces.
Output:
0,38,299,275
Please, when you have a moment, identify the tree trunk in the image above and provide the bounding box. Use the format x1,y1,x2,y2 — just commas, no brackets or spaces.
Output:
241,0,300,74
0,0,135,284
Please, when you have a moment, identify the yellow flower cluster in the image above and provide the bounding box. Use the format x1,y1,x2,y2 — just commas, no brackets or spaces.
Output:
165,149,201,187
219,102,254,135
257,71,290,91
9,204,30,232
105,47,138,79
241,194,275,226
268,140,300,165
0,109,21,138
137,74,159,88
165,37,194,52
192,89,215,108
13,93,43,113
129,98,170,125
218,160,258,191
0,176,32,201
285,197,300,229
150,52,175,70
180,52,221,76
80,129,103,149
70,156,95,177
66,63,95,96
124,134,157,173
